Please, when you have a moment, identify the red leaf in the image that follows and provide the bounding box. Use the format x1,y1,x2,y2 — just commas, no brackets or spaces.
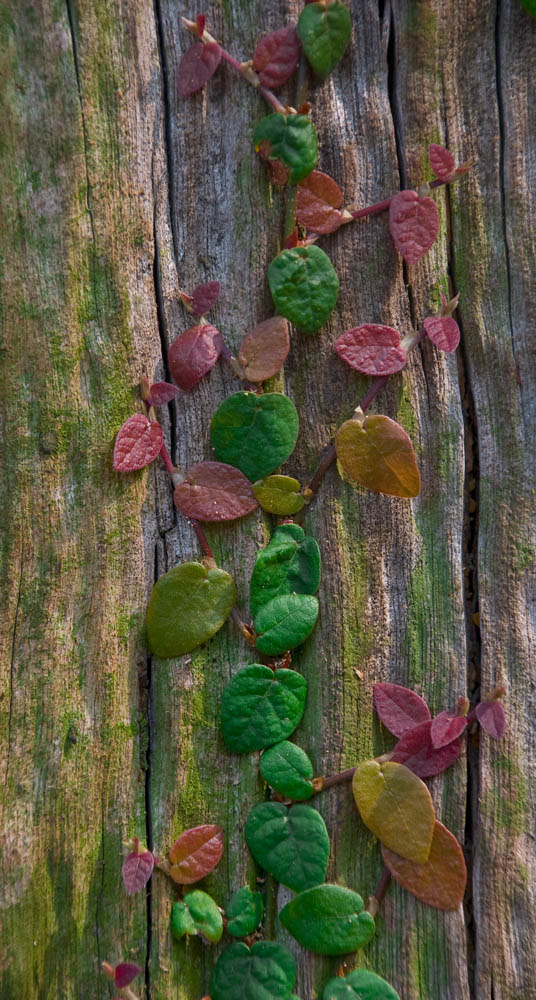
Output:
196,14,206,38
238,316,290,382
113,414,163,472
424,315,460,353
147,381,180,406
475,700,506,739
391,720,462,778
174,461,258,521
334,324,406,376
168,324,222,390
429,144,456,182
389,189,440,265
114,963,142,988
296,170,345,234
252,26,300,89
169,824,224,884
192,281,221,317
430,711,468,750
373,682,431,738
178,42,222,98
284,227,299,249
122,847,154,894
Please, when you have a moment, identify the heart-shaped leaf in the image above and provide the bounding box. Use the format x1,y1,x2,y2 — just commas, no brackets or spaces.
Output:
170,890,223,942
146,562,236,658
423,315,460,352
173,461,258,522
297,2,352,77
221,664,307,753
122,843,154,894
178,41,222,97
252,27,300,89
250,523,321,617
238,316,290,382
253,475,305,516
210,391,299,482
430,710,468,749
268,246,339,332
334,325,406,376
336,413,421,498
296,170,345,234
352,759,435,863
388,189,439,266
210,941,296,1000
113,414,163,472
146,381,179,406
475,699,506,739
169,824,224,884
114,963,142,988
254,113,318,185
279,884,375,955
429,144,455,182
382,819,466,910
260,741,314,800
373,682,431,738
225,886,264,938
245,801,329,892
254,593,319,655
191,280,220,317
391,719,462,778
323,969,400,1000
168,323,222,390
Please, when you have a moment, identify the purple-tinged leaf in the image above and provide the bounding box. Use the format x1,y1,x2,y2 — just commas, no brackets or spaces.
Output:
122,844,155,894
429,144,456,182
476,700,506,739
146,381,180,406
430,711,468,750
252,26,300,89
334,324,406,376
373,682,431,738
115,962,142,988
238,316,290,382
113,414,163,472
169,825,224,884
296,170,345,234
178,42,222,98
389,189,440,266
192,281,221,317
168,324,222,390
173,461,258,522
424,315,460,353
391,720,462,778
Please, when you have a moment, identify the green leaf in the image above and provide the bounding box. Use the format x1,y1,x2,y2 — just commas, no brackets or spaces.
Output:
245,802,329,892
170,890,223,943
268,246,339,333
323,969,400,1000
146,562,236,658
221,664,307,753
225,886,264,938
352,759,435,863
260,741,314,800
254,593,319,655
210,391,299,482
210,941,296,1000
249,523,321,618
297,2,352,77
253,113,318,184
253,475,305,515
520,0,536,15
279,884,376,955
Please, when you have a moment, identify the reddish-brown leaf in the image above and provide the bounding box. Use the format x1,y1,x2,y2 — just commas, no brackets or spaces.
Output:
429,144,456,182
169,825,224,884
252,26,300,89
334,324,406,376
430,711,468,750
114,963,142,988
168,324,222,390
178,42,222,98
336,413,421,498
373,682,431,738
238,316,290,382
296,170,345,234
476,700,506,739
382,820,467,910
424,315,460,353
388,189,439,266
173,461,258,521
196,14,206,37
192,280,221,317
391,720,462,778
113,414,163,472
146,381,180,406
122,845,154,894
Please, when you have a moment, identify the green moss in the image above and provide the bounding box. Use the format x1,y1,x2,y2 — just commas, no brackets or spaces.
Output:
491,753,530,835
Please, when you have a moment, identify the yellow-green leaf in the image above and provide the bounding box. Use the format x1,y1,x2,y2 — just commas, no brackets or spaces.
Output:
352,759,434,863
253,475,305,515
335,413,420,498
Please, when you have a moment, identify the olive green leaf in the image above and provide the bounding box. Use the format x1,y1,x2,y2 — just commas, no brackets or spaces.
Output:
146,562,236,658
210,941,296,1000
245,802,329,892
298,2,351,77
268,246,339,333
253,113,318,184
260,741,314,800
352,759,435,863
279,884,376,955
225,885,264,938
254,593,319,655
323,969,400,1000
210,391,299,482
249,523,321,618
221,664,307,753
335,412,420,498
253,475,305,515
170,890,223,943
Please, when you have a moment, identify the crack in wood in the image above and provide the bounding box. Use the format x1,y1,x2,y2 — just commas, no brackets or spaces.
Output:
5,544,23,786
494,0,516,367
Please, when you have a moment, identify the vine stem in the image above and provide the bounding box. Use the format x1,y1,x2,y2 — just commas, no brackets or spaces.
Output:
313,766,356,792
365,867,392,917
348,172,470,221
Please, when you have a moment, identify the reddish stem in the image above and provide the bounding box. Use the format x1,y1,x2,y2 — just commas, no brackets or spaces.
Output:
350,177,448,220
315,767,356,792
159,440,176,477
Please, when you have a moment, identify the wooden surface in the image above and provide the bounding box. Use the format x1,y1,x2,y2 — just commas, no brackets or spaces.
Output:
0,1,534,997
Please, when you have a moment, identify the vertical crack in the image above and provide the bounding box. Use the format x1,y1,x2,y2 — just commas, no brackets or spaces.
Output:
153,0,180,269
5,544,23,785
152,153,177,463
141,547,158,1000
494,0,515,356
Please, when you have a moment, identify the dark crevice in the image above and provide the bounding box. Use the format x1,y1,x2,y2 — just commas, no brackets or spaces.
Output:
152,154,177,462
153,0,180,269
494,0,516,360
142,547,158,1000
378,0,386,24
5,545,23,785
